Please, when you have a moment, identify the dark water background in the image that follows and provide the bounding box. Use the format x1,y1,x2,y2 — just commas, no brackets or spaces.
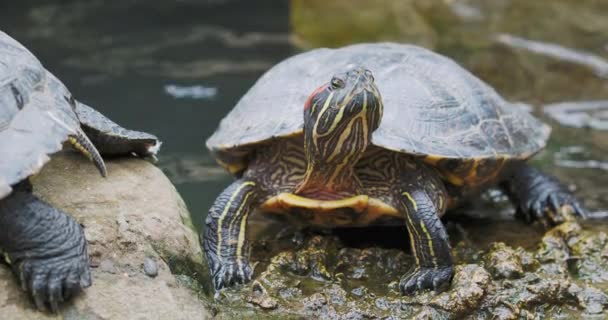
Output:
1,0,606,242
0,0,294,230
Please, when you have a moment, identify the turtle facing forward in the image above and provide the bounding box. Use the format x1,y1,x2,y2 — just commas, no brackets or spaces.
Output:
0,31,160,311
204,43,587,294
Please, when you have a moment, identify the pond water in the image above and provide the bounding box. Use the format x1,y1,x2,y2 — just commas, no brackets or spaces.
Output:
1,0,606,245
0,0,294,231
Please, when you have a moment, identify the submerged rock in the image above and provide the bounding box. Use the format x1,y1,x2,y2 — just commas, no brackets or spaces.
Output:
211,218,608,319
0,152,211,319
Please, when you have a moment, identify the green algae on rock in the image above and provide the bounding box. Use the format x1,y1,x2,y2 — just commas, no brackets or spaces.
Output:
210,220,608,319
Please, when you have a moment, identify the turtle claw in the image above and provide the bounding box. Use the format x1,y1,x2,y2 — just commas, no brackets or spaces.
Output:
506,166,588,226
13,243,90,313
211,260,253,291
572,202,589,219
399,265,453,295
0,192,91,313
522,189,587,226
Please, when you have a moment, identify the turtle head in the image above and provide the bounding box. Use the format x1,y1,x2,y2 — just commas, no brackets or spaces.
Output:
303,67,383,162
297,67,383,197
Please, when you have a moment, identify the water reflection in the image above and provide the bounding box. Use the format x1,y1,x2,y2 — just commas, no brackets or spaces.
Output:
544,100,608,130
164,84,217,100
496,34,608,79
554,146,608,171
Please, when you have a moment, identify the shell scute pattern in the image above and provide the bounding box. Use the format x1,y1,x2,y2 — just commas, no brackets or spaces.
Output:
0,31,81,197
207,43,551,173
75,102,155,140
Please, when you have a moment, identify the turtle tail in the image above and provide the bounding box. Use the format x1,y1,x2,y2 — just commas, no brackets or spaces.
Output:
68,128,107,177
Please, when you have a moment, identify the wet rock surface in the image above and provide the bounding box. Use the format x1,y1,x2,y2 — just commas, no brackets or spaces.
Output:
0,152,211,319
210,216,608,319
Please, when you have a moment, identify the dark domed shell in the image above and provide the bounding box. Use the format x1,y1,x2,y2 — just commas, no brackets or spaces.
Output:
0,31,81,198
207,43,550,164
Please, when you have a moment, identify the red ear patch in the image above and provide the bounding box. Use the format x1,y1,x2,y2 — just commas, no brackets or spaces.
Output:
304,84,328,110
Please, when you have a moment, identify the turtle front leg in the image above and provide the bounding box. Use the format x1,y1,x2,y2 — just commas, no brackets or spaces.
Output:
398,166,453,294
202,179,260,291
0,181,91,312
501,163,588,225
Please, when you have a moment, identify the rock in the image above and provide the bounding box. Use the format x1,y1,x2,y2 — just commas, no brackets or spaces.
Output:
0,152,211,319
568,283,608,315
291,0,438,49
99,259,118,274
144,257,159,278
485,242,524,279
209,219,608,319
429,265,491,316
246,281,278,310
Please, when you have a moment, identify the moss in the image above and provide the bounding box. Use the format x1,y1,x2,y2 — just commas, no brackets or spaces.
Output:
207,220,608,318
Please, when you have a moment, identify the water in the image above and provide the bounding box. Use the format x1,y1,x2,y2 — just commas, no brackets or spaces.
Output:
0,0,293,230
1,0,606,237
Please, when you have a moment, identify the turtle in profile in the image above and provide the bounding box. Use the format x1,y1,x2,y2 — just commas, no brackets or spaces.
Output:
0,31,160,311
204,43,587,294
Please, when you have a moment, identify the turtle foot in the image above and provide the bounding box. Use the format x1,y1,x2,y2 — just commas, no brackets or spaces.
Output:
504,165,588,226
211,259,253,292
14,245,91,313
399,265,453,295
522,189,588,226
0,191,91,313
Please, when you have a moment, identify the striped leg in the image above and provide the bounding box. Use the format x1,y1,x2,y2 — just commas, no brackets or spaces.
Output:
398,170,454,294
202,179,259,291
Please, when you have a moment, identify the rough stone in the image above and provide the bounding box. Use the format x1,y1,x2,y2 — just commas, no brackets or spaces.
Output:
0,152,211,319
486,242,524,279
209,219,608,319
144,257,159,278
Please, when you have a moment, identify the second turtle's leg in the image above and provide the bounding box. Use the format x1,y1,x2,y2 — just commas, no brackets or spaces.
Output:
0,181,91,312
397,165,454,294
202,179,260,291
501,163,587,225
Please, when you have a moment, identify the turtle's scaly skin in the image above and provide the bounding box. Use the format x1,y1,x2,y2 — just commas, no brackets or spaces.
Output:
0,31,161,312
203,44,587,295
0,181,91,311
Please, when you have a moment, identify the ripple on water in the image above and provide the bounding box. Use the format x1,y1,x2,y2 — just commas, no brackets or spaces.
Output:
544,100,608,130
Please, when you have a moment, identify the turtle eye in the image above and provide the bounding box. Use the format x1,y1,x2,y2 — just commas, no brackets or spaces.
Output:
330,77,345,90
